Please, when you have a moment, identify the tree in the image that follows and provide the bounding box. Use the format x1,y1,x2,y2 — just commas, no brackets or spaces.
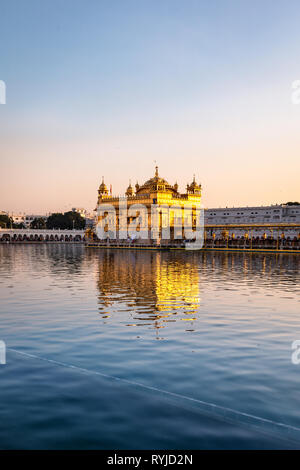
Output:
285,201,300,206
0,214,13,228
65,211,86,229
30,218,46,229
13,222,26,229
46,213,65,229
46,211,85,230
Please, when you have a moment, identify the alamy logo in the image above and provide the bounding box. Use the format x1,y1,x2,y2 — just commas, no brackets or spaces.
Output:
0,341,6,364
291,80,300,105
291,340,300,364
96,200,205,248
0,80,6,104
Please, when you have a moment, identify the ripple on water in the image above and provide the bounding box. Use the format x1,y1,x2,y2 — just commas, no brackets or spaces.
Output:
0,245,299,448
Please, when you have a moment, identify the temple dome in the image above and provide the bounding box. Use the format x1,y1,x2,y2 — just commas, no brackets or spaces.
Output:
136,166,178,195
99,177,108,195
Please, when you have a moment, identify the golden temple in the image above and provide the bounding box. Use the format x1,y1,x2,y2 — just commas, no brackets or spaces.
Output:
94,166,202,242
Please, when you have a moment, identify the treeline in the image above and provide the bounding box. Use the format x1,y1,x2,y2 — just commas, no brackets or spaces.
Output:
0,214,23,229
46,211,85,229
0,212,86,230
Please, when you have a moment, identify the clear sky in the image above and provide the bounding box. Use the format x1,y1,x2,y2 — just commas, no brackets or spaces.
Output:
0,0,300,213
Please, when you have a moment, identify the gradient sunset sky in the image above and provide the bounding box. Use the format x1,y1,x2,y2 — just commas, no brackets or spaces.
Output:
1,0,300,213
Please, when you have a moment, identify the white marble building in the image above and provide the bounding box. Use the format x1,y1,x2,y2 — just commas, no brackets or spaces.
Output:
204,204,300,238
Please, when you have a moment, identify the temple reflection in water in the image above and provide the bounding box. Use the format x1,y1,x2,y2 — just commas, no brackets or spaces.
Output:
96,250,201,335
92,249,300,337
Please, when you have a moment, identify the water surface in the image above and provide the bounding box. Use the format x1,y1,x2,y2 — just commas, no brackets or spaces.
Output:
0,245,299,449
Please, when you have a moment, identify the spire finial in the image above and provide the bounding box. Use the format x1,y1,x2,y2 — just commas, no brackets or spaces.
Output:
193,173,195,182
155,165,159,177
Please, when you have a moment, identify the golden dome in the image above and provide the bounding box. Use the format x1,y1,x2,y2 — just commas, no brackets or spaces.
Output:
136,166,177,195
99,177,108,195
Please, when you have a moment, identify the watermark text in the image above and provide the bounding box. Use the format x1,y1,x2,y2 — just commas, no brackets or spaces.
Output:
0,80,6,104
0,341,6,364
291,80,300,105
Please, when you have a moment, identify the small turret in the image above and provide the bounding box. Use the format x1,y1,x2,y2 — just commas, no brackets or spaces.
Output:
99,177,108,195
125,180,134,197
187,175,201,194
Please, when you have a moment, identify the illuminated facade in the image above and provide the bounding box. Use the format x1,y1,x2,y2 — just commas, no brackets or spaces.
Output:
95,166,202,242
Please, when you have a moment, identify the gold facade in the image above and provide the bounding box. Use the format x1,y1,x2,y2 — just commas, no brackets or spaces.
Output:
95,166,202,241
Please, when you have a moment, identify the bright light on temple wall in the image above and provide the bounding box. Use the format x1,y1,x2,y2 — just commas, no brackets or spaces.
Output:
95,167,204,247
96,200,204,245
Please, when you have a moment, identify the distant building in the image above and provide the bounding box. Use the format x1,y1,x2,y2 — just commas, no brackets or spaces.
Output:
24,215,48,227
71,207,96,227
72,207,87,218
9,213,26,225
204,204,300,225
7,213,47,227
204,204,300,238
85,212,97,228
